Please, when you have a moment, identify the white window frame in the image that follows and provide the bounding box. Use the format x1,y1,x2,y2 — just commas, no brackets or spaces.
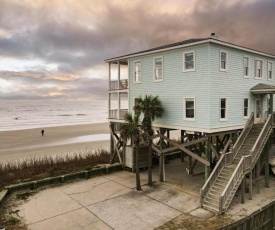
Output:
255,59,263,79
244,56,249,79
153,56,163,82
183,97,195,121
133,60,141,83
220,51,228,72
244,98,250,119
220,97,227,121
183,51,195,72
268,61,273,81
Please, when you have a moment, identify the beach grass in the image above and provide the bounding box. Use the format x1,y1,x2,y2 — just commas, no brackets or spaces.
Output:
0,148,113,189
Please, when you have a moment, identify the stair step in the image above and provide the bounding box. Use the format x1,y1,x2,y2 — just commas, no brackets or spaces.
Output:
208,191,220,198
203,199,219,209
203,203,219,212
205,195,219,203
212,185,225,192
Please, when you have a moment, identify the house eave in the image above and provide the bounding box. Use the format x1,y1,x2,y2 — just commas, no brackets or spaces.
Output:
105,39,275,63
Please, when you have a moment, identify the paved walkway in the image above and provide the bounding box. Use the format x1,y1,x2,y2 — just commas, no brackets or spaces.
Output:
17,159,214,230
17,157,275,229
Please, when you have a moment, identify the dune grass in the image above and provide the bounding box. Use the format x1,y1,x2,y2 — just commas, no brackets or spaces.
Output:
0,148,112,189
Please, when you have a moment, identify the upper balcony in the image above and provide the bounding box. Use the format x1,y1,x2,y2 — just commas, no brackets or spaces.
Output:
108,61,128,91
110,79,128,91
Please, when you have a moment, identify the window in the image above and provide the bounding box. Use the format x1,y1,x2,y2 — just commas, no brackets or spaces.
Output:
133,61,141,83
220,51,227,71
183,51,195,71
244,98,249,118
268,62,273,80
244,57,249,78
183,97,195,121
154,57,163,81
255,60,263,78
220,98,227,120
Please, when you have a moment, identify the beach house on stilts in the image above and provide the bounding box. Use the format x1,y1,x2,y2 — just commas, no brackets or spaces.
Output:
105,33,275,214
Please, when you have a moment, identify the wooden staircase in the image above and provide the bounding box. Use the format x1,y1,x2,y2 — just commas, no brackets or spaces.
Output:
203,124,263,212
201,113,273,214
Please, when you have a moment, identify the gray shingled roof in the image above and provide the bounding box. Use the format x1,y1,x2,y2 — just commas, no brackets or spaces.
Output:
105,36,275,62
250,83,275,94
105,38,208,61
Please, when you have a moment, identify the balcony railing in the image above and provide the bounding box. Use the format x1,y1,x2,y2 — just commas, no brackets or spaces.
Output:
109,109,128,120
110,79,128,90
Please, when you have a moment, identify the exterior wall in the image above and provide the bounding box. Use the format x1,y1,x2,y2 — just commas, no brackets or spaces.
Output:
126,42,275,132
209,44,275,130
128,44,210,131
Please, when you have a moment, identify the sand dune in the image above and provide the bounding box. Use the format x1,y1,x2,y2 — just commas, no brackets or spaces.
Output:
0,123,110,162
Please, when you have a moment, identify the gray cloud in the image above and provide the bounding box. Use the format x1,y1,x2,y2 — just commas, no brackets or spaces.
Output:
0,0,275,100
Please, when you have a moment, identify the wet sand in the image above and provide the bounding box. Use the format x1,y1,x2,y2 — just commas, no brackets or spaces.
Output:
0,123,110,162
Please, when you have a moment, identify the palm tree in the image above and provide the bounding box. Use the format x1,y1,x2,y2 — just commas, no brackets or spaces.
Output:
120,112,142,190
134,95,164,186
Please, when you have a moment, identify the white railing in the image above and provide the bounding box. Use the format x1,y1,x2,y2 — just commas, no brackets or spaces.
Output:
219,114,272,214
219,155,251,214
250,114,272,164
109,109,118,119
110,79,128,90
200,151,233,207
109,109,128,120
232,112,254,158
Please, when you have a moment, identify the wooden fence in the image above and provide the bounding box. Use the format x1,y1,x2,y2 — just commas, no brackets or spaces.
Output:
220,200,275,230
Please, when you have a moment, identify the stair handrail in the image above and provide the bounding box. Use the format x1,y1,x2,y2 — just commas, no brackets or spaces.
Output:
200,151,233,207
232,112,254,158
219,155,248,213
250,114,272,163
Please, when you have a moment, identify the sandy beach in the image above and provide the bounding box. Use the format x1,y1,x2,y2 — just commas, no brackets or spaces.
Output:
0,123,110,162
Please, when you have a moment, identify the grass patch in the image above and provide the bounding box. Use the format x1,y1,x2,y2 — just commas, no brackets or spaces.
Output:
16,192,37,201
0,148,113,190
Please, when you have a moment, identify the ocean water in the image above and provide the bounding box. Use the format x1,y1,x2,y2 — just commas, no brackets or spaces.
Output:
0,100,108,131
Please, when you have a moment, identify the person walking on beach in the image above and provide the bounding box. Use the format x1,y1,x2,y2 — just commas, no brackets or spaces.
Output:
41,129,44,136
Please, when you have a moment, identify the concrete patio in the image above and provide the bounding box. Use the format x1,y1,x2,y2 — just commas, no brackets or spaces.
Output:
16,158,215,230
15,157,275,229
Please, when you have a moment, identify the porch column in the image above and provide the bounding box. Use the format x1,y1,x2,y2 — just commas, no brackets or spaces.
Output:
117,61,120,89
109,62,111,90
118,93,121,119
108,93,111,118
270,93,273,114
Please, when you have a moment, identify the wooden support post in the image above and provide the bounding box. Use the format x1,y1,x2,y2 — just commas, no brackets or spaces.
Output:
187,134,193,175
249,171,252,200
159,128,166,182
148,139,153,186
110,123,114,164
265,139,270,188
167,130,170,147
181,130,185,162
241,176,246,204
122,137,126,169
256,160,260,193
205,137,211,181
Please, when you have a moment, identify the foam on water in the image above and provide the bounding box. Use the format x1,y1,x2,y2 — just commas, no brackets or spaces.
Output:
0,100,109,131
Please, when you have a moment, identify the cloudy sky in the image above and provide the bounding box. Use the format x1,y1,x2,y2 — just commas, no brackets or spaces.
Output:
0,0,275,100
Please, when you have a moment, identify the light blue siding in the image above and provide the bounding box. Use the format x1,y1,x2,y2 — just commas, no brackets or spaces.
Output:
129,44,210,130
127,42,275,132
209,44,275,129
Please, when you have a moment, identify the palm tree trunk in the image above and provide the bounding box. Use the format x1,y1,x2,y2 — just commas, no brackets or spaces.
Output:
148,139,153,186
135,143,141,190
